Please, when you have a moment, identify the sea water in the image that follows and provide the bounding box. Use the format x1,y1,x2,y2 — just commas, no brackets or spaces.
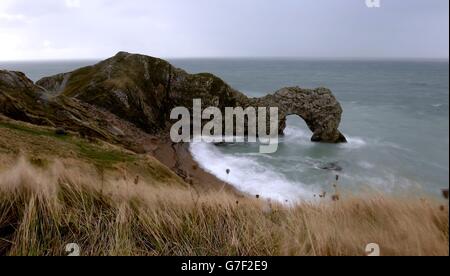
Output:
1,59,448,202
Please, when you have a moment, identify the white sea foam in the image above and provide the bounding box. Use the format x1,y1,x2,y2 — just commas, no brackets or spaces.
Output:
339,171,419,193
189,141,316,203
340,136,368,149
190,124,429,203
284,125,368,149
283,126,311,140
358,161,375,169
237,152,275,160
285,126,408,152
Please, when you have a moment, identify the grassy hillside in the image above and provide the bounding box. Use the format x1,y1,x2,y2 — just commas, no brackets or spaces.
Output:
0,117,448,256
0,157,448,256
0,116,185,185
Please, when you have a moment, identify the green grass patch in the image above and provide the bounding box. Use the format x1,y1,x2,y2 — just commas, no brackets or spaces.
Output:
1,120,135,168
0,122,68,140
76,140,136,168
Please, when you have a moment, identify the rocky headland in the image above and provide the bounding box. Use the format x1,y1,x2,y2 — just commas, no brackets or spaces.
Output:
0,52,346,186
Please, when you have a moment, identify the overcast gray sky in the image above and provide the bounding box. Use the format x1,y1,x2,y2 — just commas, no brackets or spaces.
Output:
0,0,448,60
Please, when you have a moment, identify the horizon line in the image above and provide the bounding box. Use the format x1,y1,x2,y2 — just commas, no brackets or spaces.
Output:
0,56,449,63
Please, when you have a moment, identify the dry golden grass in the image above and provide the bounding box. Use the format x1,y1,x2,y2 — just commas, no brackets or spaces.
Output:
0,157,448,256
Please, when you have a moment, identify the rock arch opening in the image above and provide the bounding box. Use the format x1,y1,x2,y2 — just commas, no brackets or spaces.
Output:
282,114,313,139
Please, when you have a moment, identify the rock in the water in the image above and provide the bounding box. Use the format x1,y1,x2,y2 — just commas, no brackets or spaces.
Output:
320,162,343,172
248,87,347,143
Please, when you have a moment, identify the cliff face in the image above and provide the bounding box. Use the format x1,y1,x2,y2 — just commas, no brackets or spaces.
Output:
36,52,248,134
2,51,346,145
0,69,154,151
0,70,52,126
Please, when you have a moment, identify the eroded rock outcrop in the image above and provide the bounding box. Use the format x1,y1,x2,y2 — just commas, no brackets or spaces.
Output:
2,52,346,144
35,52,249,135
0,69,151,149
0,70,51,125
248,87,346,143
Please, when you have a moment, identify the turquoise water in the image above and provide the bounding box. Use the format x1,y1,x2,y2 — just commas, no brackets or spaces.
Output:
1,59,449,202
